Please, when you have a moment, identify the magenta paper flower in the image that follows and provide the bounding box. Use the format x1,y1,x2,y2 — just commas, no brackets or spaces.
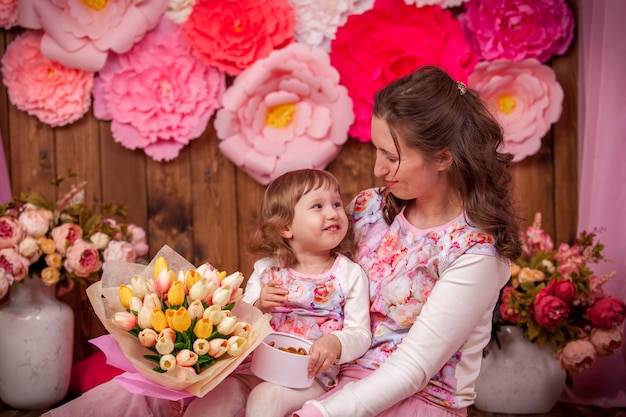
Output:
289,0,375,52
92,16,226,162
0,0,18,29
182,0,295,76
404,0,468,8
16,0,168,72
458,0,574,63
1,31,93,127
468,59,563,162
330,2,479,142
214,42,354,185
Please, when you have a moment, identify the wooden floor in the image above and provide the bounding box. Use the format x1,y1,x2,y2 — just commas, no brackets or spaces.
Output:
1,400,625,417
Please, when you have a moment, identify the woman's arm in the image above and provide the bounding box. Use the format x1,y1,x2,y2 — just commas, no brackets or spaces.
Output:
298,254,509,417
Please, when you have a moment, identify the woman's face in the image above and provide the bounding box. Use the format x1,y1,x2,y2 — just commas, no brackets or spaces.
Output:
371,116,448,201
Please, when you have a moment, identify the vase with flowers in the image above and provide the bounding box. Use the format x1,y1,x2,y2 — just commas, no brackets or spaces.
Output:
0,171,149,410
474,212,626,414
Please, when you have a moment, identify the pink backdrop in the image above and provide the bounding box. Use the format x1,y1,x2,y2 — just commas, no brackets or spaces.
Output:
560,0,626,407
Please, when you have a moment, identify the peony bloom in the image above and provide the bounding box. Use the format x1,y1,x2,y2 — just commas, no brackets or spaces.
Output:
533,293,568,327
1,31,93,128
549,279,576,301
127,224,149,257
64,240,102,277
0,247,30,282
17,0,168,72
18,206,53,238
330,3,478,142
182,0,295,76
458,0,574,63
587,297,626,329
92,16,226,162
590,327,624,357
50,223,83,255
103,240,136,263
557,339,596,373
165,0,195,24
468,59,563,162
0,0,17,29
289,0,374,52
215,42,355,185
0,216,25,249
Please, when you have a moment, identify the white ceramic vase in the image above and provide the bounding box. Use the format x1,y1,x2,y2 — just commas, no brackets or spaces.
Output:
473,325,566,414
0,276,74,410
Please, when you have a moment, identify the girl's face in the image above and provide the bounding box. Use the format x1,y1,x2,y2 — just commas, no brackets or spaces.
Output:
281,185,348,257
371,116,448,201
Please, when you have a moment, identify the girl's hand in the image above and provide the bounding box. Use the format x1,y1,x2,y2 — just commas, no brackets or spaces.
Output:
255,279,288,313
307,334,341,378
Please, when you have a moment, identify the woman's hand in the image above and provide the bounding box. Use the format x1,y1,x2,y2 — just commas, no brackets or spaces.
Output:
307,334,341,378
255,279,288,313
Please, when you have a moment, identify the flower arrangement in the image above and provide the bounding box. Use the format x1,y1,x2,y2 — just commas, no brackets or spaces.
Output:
497,213,626,373
112,255,250,375
0,171,148,299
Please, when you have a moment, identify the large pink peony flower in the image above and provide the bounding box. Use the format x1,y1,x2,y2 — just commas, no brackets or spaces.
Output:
92,16,226,162
64,239,102,278
182,0,295,76
0,0,18,28
330,2,479,142
1,31,94,127
17,0,168,72
214,42,354,185
289,0,374,52
458,0,574,63
468,59,563,162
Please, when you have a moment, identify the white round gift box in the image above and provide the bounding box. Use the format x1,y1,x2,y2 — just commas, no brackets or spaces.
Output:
250,332,314,389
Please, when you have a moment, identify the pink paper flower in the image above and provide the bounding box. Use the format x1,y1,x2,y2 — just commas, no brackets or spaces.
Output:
182,0,295,76
404,0,468,8
17,0,168,72
214,42,354,185
1,31,94,127
458,0,574,63
0,0,18,29
289,0,375,52
330,2,478,142
92,16,226,162
468,59,563,162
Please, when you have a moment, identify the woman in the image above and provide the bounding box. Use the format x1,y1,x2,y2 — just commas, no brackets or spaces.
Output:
293,66,522,417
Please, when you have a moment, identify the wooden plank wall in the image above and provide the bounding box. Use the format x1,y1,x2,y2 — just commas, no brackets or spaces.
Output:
0,2,578,362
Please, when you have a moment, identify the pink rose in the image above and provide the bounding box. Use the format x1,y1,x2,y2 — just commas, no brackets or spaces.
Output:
182,0,295,76
215,42,354,185
0,247,30,281
17,0,168,72
590,327,624,357
50,223,83,255
330,3,478,142
92,16,226,162
458,0,574,63
18,206,53,238
64,240,102,278
533,292,568,327
468,59,563,162
0,216,25,249
127,224,149,257
547,279,576,301
587,296,626,329
0,30,94,127
0,0,18,29
556,339,596,373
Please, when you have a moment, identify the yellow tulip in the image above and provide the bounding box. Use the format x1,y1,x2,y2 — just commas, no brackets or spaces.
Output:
194,317,213,339
170,307,192,332
168,280,185,307
185,269,201,292
154,256,169,279
118,284,134,309
151,308,168,332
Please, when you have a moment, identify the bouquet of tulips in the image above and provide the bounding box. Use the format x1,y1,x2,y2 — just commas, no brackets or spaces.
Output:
87,245,272,399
